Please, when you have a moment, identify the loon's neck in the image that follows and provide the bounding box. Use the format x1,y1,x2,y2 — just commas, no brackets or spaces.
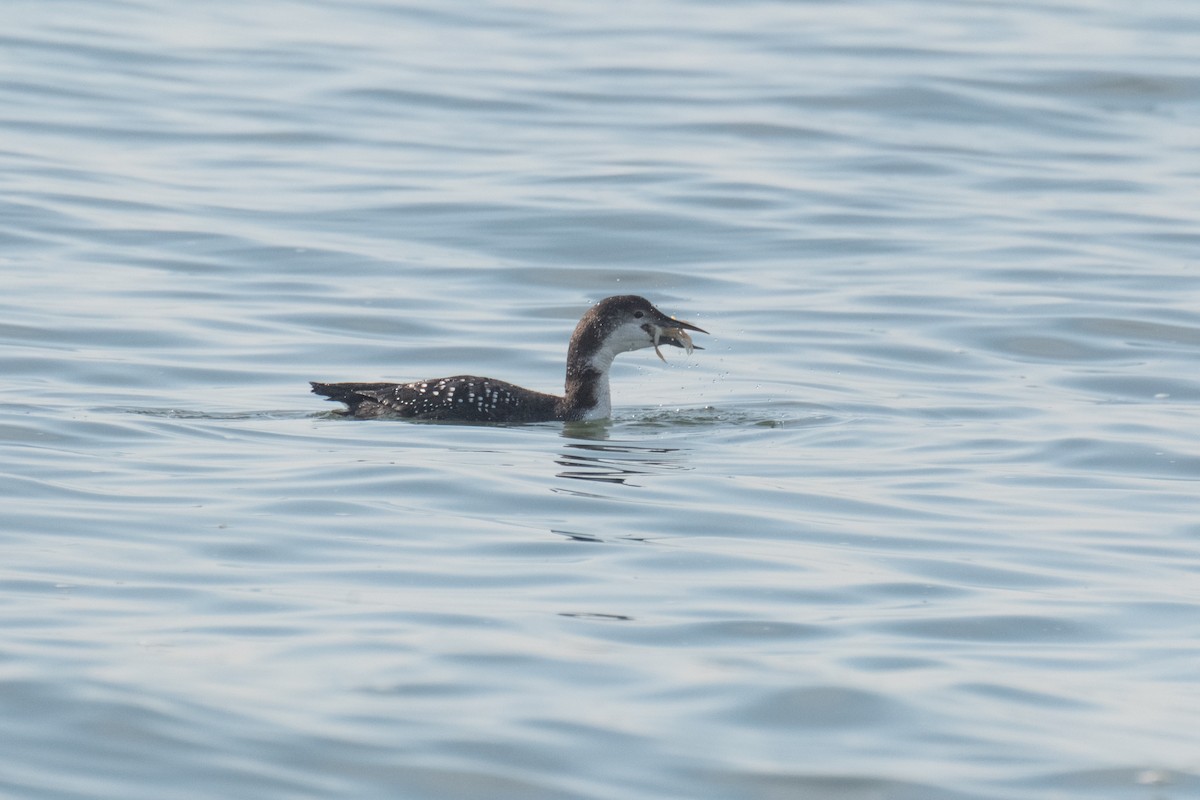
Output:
560,348,613,421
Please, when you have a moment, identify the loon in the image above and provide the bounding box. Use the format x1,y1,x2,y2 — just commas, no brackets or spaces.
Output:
311,295,707,423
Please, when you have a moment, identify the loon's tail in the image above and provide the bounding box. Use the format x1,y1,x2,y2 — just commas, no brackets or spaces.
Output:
310,381,392,416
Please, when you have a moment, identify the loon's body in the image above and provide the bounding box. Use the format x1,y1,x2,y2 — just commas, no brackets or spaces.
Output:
310,295,706,423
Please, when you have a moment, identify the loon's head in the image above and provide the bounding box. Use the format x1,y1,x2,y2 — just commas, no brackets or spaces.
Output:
571,295,708,366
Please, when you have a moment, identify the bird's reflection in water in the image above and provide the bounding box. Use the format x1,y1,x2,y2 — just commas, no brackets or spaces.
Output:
552,441,691,486
558,612,634,621
550,528,655,544
550,529,605,543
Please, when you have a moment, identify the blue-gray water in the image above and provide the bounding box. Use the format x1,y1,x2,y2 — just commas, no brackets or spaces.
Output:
3,2,1199,798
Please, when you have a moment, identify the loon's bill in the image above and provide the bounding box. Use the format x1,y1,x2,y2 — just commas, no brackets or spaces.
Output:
311,295,708,423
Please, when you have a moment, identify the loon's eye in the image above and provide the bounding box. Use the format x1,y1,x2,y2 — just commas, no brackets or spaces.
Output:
633,311,644,319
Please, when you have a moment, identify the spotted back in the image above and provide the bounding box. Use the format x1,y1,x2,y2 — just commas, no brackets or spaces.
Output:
313,376,562,422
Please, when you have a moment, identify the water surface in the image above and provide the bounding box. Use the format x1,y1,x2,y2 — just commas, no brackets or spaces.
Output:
3,1,1199,798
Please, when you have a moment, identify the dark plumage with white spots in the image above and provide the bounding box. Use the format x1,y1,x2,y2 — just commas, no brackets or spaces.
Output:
310,295,707,423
